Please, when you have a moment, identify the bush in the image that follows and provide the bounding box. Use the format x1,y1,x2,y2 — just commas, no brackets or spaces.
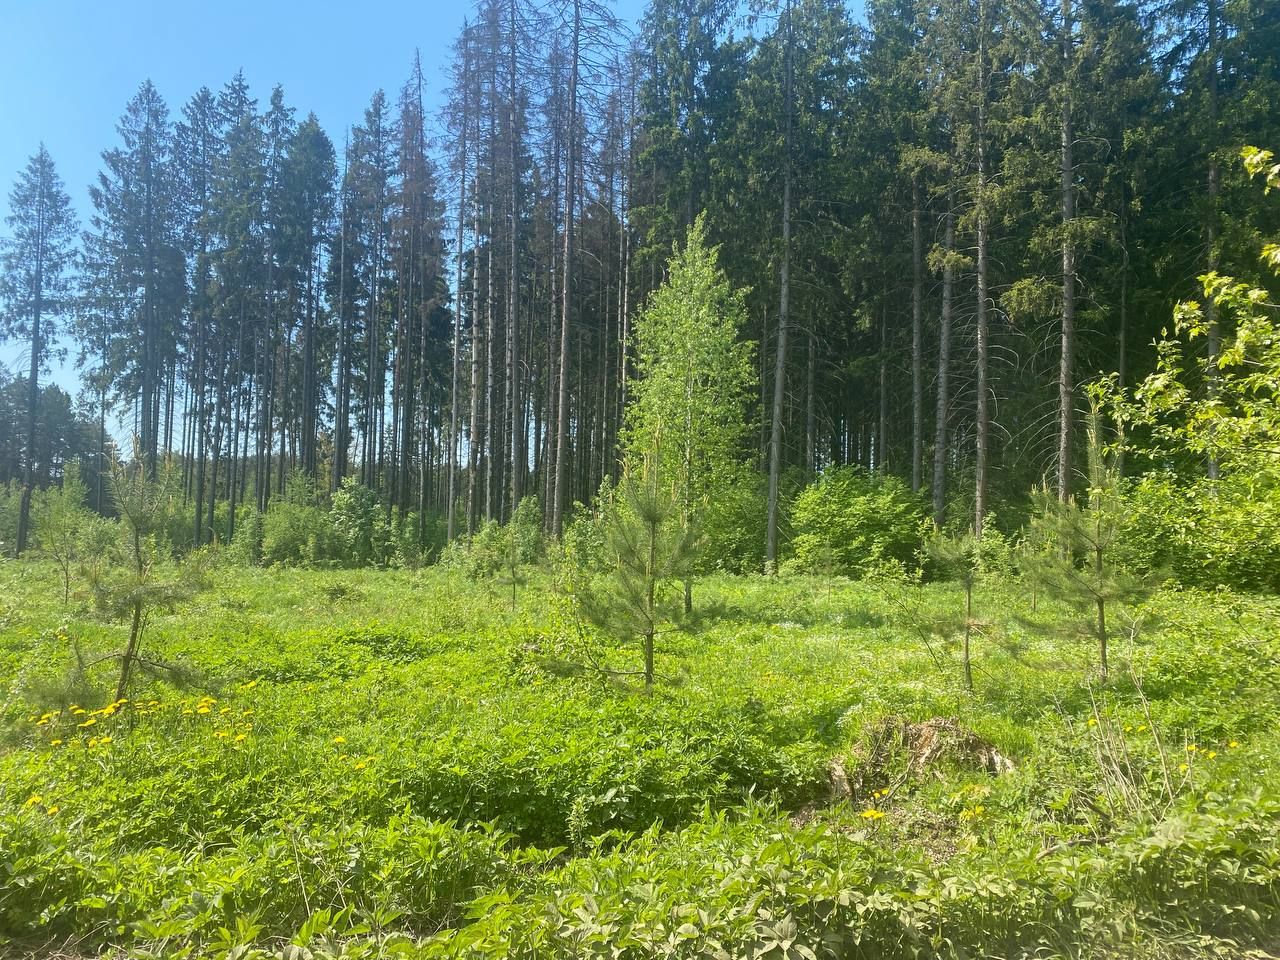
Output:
1118,470,1280,592
785,467,926,578
261,472,336,566
330,476,391,566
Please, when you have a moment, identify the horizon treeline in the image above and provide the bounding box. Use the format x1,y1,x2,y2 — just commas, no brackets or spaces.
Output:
2,0,1278,561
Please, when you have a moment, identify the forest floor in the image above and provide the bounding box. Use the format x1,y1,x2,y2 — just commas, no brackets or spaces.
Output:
1,560,1278,958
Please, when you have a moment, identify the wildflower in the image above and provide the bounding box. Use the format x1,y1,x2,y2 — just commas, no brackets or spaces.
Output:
78,717,97,729
1136,724,1147,733
354,760,368,770
1229,740,1239,748
197,706,211,715
1207,750,1217,759
182,709,194,716
860,808,885,820
36,718,50,726
1186,744,1198,753
96,736,112,746
71,707,85,716
1086,718,1098,727
46,805,60,815
24,795,42,807
1178,762,1189,773
234,733,247,743
50,739,63,747
214,730,229,738
332,736,347,745
1123,725,1133,733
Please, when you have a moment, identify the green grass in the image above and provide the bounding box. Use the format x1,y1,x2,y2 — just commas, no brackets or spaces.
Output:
1,558,1278,958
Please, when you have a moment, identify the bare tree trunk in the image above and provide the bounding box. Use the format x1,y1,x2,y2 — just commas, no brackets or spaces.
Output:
1057,0,1076,502
552,0,580,539
933,207,954,527
974,4,991,540
911,178,924,493
765,0,793,573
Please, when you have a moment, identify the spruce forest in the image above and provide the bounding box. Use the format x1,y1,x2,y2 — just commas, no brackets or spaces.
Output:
2,0,1280,956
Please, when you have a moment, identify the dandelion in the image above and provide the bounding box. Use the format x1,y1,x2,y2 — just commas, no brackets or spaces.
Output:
354,760,368,770
1178,762,1189,773
71,707,85,716
332,736,347,745
182,709,194,716
1207,750,1217,759
196,706,211,715
214,730,229,739
46,805,60,815
1186,744,1198,753
50,739,63,747
234,733,247,743
1086,718,1098,727
24,795,42,807
78,717,97,729
97,736,112,746
1136,724,1147,733
1229,740,1239,748
860,808,885,820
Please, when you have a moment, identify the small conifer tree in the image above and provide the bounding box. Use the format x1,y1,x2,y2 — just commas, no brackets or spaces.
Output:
926,529,981,692
1024,395,1150,681
577,435,697,691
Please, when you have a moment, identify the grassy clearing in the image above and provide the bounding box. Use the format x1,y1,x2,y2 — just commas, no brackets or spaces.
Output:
1,559,1278,958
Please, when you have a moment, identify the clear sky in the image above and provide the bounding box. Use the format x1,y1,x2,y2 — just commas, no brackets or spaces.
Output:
0,0,648,393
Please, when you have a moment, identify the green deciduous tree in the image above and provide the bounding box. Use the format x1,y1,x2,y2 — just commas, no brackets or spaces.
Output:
623,215,753,606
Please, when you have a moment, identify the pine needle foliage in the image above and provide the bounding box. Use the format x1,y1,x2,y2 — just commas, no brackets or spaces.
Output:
577,437,698,691
1023,397,1151,681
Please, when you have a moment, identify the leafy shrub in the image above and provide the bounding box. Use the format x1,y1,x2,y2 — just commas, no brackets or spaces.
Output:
785,467,926,578
330,476,392,567
262,472,336,566
1118,470,1280,592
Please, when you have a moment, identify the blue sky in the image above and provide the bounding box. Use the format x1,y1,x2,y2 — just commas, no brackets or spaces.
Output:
0,0,648,394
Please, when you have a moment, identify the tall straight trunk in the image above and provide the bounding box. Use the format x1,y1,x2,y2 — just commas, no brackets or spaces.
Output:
507,0,523,518
485,207,496,521
878,299,889,473
552,0,580,539
448,35,470,541
910,178,924,493
765,0,793,573
1056,0,1076,502
805,331,815,473
333,160,350,492
974,4,991,540
15,240,44,555
467,183,483,533
933,207,954,527
1205,0,1220,481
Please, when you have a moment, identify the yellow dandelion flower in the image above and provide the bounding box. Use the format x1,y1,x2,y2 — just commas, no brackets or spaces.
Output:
234,733,247,743
354,761,368,770
50,739,63,747
1086,718,1098,727
1178,762,1189,773
36,718,50,726
25,795,42,807
1136,724,1147,733
1186,744,1198,752
78,717,97,729
71,707,85,716
46,805,60,815
97,736,112,746
196,706,211,715
332,736,346,744
1207,750,1217,759
214,730,229,738
860,808,885,820
1229,740,1239,748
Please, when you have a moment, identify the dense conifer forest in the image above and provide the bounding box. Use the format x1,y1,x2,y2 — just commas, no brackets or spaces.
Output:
2,0,1279,957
